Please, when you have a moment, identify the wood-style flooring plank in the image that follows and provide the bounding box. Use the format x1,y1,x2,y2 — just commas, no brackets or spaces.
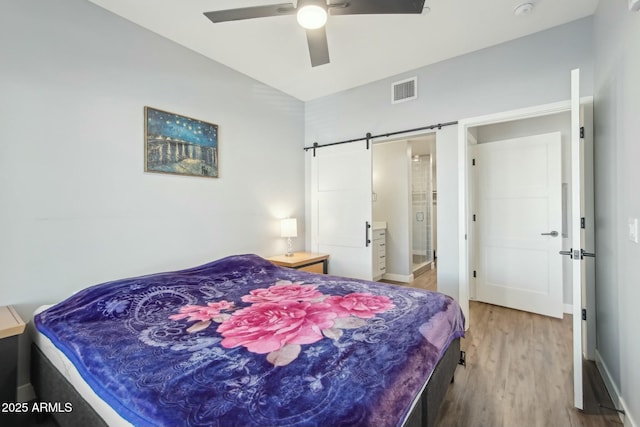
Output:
386,267,622,427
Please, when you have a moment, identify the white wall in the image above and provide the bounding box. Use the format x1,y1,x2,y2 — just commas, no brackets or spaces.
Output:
372,140,411,278
0,0,305,389
305,18,594,305
593,2,640,425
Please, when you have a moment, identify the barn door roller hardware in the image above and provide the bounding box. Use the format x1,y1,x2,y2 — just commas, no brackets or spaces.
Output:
304,121,458,156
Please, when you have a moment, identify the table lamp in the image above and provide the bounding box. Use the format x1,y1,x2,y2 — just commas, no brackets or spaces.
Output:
280,218,297,257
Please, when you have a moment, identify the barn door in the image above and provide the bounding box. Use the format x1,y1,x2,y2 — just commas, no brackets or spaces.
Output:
309,141,373,280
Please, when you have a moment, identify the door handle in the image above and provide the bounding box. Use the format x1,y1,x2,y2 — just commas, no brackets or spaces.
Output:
365,221,371,247
581,249,596,258
541,231,559,237
559,249,591,259
559,249,573,258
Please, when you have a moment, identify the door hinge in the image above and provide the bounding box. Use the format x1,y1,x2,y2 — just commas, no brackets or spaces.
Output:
582,308,587,321
473,214,476,222
473,270,477,278
472,158,476,166
581,217,586,229
580,126,585,139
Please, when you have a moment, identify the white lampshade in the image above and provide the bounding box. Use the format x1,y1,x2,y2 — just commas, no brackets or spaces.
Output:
296,3,327,30
280,218,298,238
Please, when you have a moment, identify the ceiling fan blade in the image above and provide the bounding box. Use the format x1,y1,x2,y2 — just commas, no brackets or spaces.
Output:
204,4,296,23
306,27,330,67
329,0,425,15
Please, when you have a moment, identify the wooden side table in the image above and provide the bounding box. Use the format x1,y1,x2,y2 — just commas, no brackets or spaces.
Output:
0,306,26,404
267,252,329,274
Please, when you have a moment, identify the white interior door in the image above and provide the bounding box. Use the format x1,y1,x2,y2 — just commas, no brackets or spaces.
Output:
473,132,563,319
569,68,585,410
310,140,373,280
581,101,596,362
566,69,597,411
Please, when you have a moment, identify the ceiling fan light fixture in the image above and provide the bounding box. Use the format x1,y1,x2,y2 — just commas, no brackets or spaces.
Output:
297,4,328,29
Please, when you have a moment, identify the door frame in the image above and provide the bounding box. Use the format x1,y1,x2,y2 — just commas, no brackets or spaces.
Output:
456,96,594,332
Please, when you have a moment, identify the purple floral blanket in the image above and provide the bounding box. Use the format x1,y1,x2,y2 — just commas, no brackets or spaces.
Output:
35,254,465,427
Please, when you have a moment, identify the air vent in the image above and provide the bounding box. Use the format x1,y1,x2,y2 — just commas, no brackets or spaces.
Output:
392,77,417,104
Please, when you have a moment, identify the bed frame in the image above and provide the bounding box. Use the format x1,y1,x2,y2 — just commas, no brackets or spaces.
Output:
31,338,460,427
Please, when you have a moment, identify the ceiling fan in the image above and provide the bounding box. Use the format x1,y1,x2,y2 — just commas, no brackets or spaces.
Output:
204,0,426,67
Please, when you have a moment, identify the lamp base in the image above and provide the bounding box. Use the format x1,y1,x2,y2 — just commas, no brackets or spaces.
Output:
285,237,294,257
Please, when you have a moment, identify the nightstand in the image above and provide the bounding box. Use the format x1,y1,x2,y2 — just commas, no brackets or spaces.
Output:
0,306,25,404
267,252,329,274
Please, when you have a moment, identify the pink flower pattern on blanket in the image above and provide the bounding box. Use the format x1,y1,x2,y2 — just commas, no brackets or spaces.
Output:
169,281,394,365
217,301,337,353
241,280,323,304
324,293,396,319
168,300,235,322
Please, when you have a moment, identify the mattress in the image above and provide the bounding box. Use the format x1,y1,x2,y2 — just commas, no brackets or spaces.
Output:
33,305,132,426
33,323,448,427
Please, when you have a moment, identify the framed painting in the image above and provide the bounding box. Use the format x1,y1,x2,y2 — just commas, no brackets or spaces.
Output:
144,106,218,178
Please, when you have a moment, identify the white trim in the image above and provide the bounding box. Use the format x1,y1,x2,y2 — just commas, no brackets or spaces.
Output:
17,382,35,402
457,124,470,330
595,350,634,426
595,350,621,407
563,304,573,314
622,397,638,427
382,272,414,283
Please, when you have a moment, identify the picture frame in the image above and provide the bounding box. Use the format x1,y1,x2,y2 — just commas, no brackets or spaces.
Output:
144,106,218,178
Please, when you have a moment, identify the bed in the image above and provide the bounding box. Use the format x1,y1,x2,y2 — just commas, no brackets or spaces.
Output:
32,254,465,427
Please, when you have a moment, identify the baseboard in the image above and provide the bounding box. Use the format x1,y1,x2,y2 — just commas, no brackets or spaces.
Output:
382,273,414,283
595,350,636,427
621,396,639,427
595,350,621,408
17,382,35,402
563,303,573,314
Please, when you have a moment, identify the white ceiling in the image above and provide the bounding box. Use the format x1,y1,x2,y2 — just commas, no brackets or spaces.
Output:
88,0,598,101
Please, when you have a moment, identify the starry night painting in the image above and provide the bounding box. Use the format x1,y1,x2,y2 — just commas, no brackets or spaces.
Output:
144,107,218,178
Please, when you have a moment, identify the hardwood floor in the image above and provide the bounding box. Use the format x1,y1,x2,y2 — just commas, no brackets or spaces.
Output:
387,267,622,427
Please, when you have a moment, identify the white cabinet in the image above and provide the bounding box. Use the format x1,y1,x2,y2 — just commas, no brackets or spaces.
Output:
372,228,386,281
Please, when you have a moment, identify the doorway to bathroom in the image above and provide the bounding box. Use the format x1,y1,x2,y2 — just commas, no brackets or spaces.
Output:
410,135,437,275
371,132,437,282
